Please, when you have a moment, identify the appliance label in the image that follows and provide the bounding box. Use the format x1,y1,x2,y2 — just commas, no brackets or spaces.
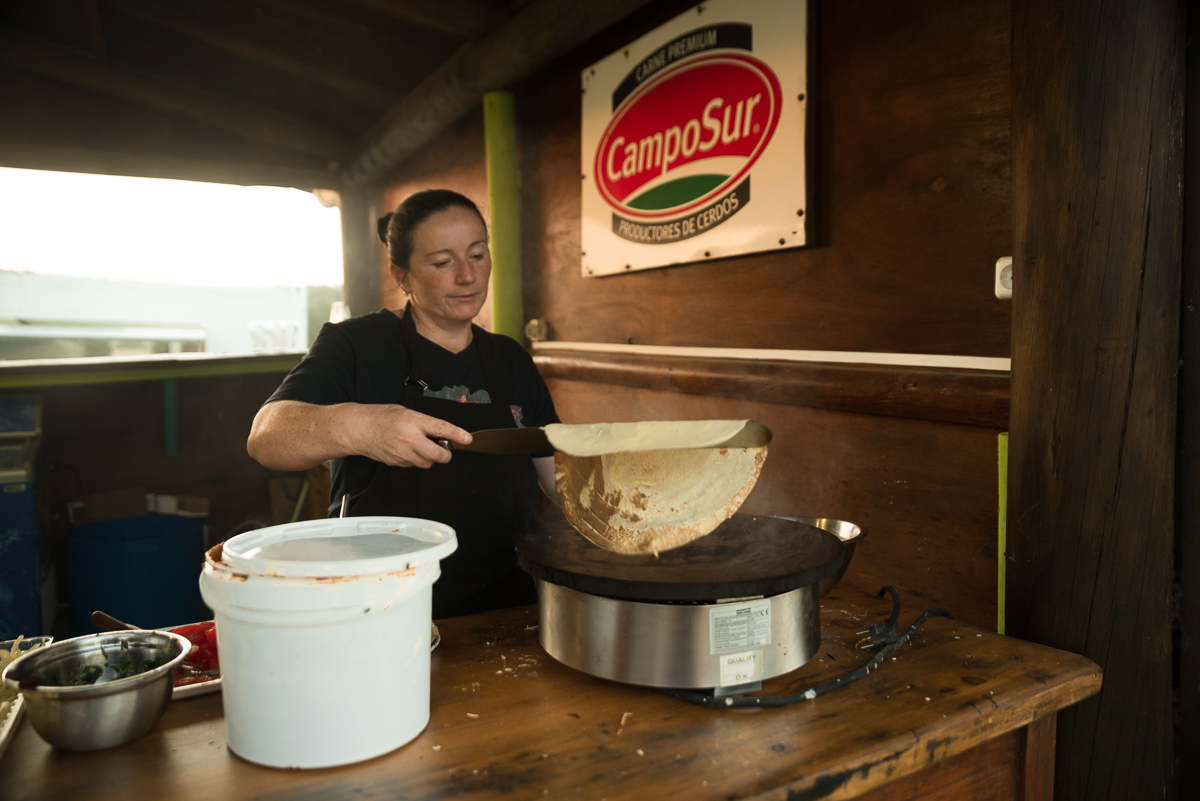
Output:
720,649,764,686
710,599,771,654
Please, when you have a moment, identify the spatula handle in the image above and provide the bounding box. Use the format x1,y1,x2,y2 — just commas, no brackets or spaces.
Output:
90,610,140,632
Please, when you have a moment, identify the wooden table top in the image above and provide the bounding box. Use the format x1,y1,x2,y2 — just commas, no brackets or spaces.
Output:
2,587,1101,801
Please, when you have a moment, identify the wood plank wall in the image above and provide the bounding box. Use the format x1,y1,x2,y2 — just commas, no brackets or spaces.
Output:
1008,0,1185,798
373,0,1013,630
518,0,1012,356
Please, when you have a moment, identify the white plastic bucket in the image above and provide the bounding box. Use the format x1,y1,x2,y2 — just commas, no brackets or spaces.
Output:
199,516,457,769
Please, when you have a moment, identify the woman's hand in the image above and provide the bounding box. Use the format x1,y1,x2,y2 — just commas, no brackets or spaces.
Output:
346,404,472,468
247,400,472,471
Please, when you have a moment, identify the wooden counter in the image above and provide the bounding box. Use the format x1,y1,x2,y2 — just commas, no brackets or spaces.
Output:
2,587,1100,800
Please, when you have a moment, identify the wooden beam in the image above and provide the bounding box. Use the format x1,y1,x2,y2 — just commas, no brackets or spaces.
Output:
80,0,109,62
533,350,1010,429
109,0,401,110
1177,0,1200,778
340,187,383,316
0,137,335,190
1008,0,1184,798
340,0,657,188
0,30,349,161
344,0,508,41
1017,714,1057,801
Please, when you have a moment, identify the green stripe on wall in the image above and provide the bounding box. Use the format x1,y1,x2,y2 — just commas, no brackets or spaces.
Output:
998,431,1008,635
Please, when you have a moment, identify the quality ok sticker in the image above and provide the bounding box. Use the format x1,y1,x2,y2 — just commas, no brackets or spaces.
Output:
720,649,764,686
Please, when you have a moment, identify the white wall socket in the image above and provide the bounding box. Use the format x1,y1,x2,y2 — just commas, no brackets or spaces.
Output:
995,256,1013,299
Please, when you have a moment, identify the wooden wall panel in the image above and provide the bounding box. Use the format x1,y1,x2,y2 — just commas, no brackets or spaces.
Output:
1178,0,1200,774
546,378,1000,630
517,0,1012,357
1008,0,1184,797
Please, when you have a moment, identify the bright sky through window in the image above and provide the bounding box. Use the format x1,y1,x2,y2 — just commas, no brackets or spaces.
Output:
0,167,343,288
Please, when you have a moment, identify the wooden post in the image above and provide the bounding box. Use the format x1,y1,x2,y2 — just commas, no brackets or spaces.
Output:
1018,714,1057,801
1178,0,1200,779
340,187,381,318
484,91,524,342
1008,1,1185,799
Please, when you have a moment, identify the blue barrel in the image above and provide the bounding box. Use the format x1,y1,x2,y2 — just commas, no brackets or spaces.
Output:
66,514,208,634
0,479,42,640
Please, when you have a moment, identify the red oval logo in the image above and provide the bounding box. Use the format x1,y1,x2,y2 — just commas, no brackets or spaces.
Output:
594,53,782,220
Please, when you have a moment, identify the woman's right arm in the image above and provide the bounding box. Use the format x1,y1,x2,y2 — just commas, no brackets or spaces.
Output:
247,400,472,472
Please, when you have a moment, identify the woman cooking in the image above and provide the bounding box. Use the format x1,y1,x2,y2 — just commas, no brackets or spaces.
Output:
247,189,559,618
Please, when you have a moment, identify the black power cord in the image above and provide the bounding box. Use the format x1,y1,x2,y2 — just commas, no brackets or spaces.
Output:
664,585,953,708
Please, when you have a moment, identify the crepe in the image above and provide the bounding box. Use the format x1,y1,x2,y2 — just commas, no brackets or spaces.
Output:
549,420,771,555
544,419,770,456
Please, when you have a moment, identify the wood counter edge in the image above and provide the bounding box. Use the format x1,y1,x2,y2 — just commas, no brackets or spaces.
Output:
753,660,1102,801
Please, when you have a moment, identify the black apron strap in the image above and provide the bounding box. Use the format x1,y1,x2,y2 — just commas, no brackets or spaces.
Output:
350,303,424,516
398,302,428,409
471,323,518,430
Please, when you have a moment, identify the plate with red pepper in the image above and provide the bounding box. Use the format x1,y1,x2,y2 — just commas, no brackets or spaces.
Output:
168,621,221,700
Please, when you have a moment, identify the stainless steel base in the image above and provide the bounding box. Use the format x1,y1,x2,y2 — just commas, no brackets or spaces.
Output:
535,579,820,690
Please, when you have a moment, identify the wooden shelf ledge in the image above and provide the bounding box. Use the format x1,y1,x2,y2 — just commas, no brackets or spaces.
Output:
0,352,303,389
534,349,1010,429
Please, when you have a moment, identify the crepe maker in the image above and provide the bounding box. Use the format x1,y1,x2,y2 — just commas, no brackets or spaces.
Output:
517,510,844,695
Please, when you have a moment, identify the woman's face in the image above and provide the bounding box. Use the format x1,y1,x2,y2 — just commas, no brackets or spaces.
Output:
394,207,491,328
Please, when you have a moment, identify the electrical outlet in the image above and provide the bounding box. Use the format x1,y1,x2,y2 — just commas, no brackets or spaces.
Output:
995,257,1013,299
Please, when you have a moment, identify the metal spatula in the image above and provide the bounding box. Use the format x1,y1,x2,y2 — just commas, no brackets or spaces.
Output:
436,427,552,454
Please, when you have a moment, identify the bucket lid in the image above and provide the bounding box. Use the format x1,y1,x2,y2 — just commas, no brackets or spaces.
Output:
221,517,457,579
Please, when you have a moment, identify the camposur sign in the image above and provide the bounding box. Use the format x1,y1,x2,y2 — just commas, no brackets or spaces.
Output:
582,0,808,276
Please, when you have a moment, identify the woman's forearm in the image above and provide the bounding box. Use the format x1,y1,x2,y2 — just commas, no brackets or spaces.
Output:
247,400,359,471
247,400,474,471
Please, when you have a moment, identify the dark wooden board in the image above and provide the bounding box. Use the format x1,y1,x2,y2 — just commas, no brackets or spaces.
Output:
1179,0,1200,776
851,733,1019,801
518,508,844,600
1007,0,1184,798
1171,0,1200,777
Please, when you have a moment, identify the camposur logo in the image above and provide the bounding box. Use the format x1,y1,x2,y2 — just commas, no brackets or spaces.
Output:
594,28,782,244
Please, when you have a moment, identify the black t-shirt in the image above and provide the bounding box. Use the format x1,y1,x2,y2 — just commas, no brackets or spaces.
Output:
265,309,559,515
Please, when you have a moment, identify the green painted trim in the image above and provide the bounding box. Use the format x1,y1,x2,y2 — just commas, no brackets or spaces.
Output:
164,379,178,459
0,357,301,389
483,91,525,343
998,431,1008,635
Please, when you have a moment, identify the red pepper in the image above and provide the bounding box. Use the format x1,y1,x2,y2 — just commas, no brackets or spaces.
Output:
169,621,219,672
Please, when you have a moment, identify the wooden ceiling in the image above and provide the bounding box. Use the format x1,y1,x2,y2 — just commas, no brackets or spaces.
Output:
0,0,595,190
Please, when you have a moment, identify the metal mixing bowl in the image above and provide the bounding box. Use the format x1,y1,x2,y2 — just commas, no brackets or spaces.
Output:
772,517,867,597
1,630,190,751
